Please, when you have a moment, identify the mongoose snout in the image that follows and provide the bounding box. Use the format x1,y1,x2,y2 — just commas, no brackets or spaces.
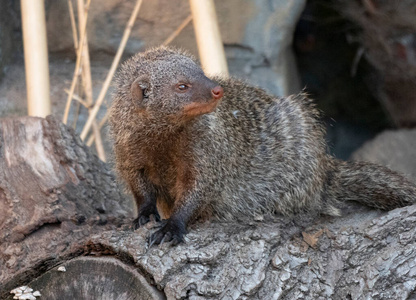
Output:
183,85,223,118
211,85,224,100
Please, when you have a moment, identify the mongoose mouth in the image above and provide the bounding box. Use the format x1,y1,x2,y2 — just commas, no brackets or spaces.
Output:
182,97,222,118
182,85,224,118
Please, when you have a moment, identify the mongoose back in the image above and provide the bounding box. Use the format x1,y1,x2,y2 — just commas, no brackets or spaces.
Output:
109,46,416,245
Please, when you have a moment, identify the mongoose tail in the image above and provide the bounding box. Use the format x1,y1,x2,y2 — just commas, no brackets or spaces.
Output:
325,159,416,210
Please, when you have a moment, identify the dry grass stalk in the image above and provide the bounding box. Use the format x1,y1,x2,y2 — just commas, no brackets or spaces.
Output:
77,0,93,107
64,89,89,108
86,109,109,146
71,83,83,129
77,0,106,161
162,14,193,46
62,0,91,124
72,101,81,129
67,0,79,50
80,0,143,141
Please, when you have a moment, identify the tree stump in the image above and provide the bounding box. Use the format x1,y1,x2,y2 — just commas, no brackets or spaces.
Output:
1,116,415,299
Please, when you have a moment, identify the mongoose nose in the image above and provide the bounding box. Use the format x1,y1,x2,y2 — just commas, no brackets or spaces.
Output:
211,86,224,100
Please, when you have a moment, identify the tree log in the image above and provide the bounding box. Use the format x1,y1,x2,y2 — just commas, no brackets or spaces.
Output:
1,116,415,299
0,116,134,298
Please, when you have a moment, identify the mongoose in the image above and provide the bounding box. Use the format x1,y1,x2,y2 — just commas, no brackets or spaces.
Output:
109,46,416,245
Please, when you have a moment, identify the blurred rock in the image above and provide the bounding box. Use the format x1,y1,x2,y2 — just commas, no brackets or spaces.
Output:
224,0,305,96
0,0,20,81
351,129,416,182
325,119,376,160
45,0,305,96
338,0,416,128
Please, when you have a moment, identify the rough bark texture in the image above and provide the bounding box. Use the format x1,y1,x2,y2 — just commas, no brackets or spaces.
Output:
1,117,416,299
90,204,416,300
0,116,134,298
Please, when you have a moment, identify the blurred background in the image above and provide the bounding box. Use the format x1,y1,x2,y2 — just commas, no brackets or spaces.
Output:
1,0,415,164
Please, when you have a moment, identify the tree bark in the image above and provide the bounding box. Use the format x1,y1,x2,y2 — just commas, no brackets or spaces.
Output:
0,116,134,298
1,116,415,299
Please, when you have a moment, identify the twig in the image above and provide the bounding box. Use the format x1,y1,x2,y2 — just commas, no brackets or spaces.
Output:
67,0,79,50
77,0,106,161
86,130,95,146
86,109,110,146
67,0,80,129
351,46,365,77
72,101,81,129
62,0,91,124
64,89,90,108
72,77,83,128
162,14,193,46
80,0,143,141
362,0,377,15
77,0,94,110
92,125,106,160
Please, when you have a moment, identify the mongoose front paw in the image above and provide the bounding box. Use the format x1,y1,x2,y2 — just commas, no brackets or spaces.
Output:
133,210,161,230
149,219,186,246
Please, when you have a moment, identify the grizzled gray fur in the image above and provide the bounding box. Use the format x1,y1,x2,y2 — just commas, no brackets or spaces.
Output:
109,46,416,245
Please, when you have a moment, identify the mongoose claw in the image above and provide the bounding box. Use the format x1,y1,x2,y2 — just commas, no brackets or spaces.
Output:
148,219,186,246
132,217,143,230
133,212,161,230
150,213,161,223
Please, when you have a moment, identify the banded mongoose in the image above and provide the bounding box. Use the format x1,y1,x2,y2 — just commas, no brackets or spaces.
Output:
109,46,416,245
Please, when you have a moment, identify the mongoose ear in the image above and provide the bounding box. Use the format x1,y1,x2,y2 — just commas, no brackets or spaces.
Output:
131,76,150,105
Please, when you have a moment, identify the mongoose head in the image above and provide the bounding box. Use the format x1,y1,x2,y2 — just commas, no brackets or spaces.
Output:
115,46,224,125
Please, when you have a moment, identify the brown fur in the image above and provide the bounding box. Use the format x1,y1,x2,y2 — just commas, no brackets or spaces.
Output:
109,46,416,245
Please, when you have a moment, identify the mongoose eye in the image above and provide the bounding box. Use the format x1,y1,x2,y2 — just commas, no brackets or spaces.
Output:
176,84,190,92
